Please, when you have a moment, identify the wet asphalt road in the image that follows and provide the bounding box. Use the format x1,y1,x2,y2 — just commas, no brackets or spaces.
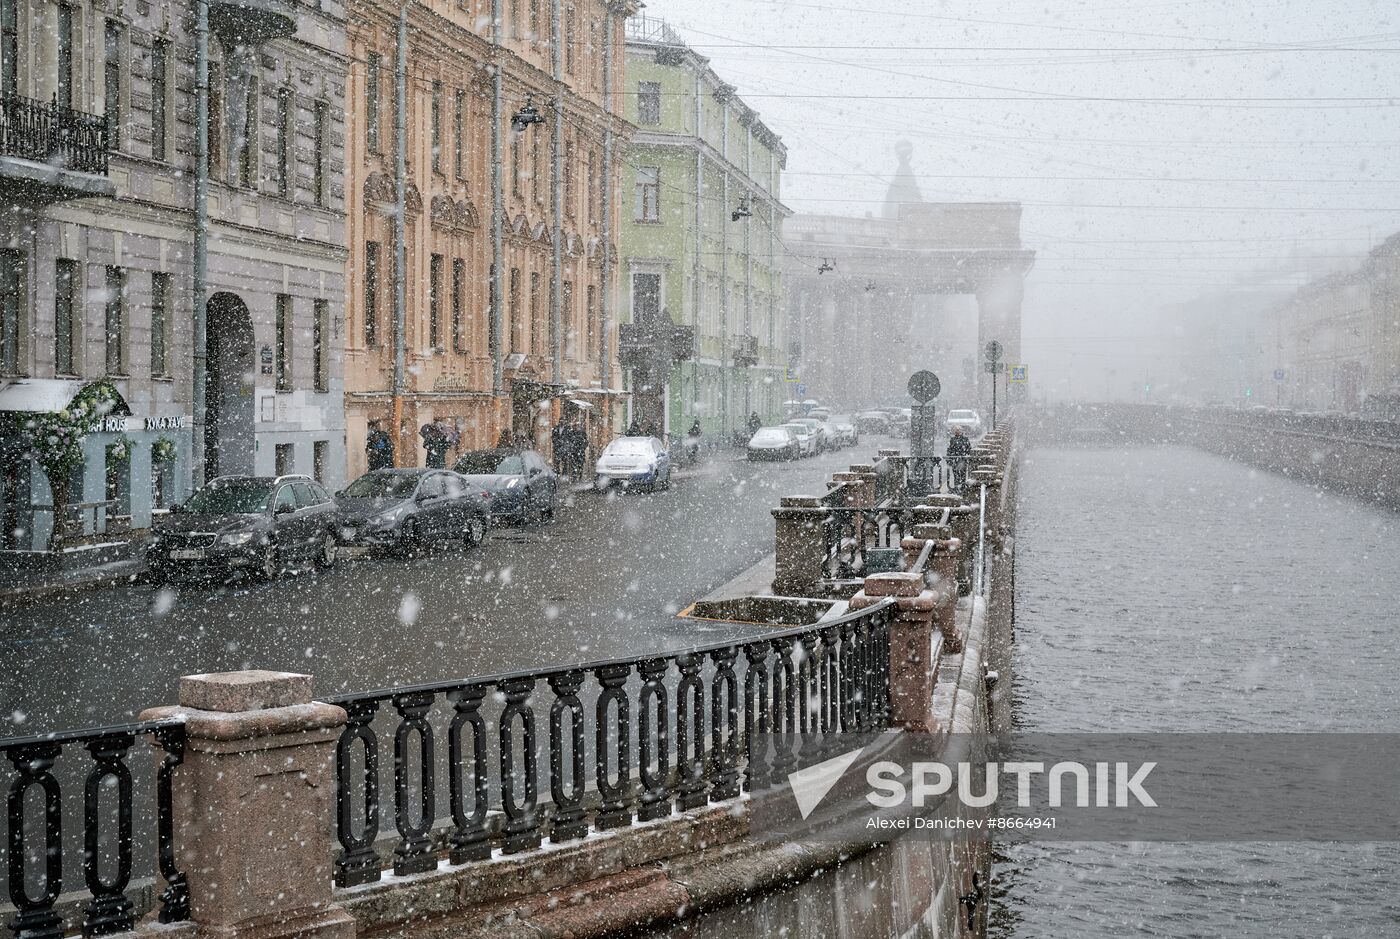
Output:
2,441,885,735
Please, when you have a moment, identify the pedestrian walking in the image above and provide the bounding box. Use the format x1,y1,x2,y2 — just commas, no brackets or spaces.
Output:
550,422,566,473
366,420,395,470
567,422,589,478
747,413,762,436
947,426,972,490
421,422,450,468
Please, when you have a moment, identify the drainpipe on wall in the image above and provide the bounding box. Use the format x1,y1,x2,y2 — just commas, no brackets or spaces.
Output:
693,72,702,426
191,0,209,489
601,8,615,427
392,6,408,461
550,0,563,386
719,99,729,437
498,0,509,403
491,0,504,399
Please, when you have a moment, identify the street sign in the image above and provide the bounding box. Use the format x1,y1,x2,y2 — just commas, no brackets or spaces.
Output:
1008,364,1028,383
1273,369,1286,381
985,340,1003,362
795,384,807,397
785,365,801,382
907,369,941,403
984,361,999,373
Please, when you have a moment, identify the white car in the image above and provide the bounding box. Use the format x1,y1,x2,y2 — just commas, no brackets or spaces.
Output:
946,409,984,437
595,436,672,490
781,422,818,457
829,420,858,447
791,417,834,452
807,407,832,422
748,426,800,461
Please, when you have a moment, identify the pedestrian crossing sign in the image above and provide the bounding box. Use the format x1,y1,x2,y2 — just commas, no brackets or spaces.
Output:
1008,364,1028,383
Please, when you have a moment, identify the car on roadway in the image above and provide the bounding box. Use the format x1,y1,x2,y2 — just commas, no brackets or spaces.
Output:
855,410,890,435
790,417,835,452
748,425,801,461
595,436,672,490
335,469,489,555
782,422,819,457
946,409,984,437
807,407,832,422
454,448,559,523
828,419,859,448
147,474,339,581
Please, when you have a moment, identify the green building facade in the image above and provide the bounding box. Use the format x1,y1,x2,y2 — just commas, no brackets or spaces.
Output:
620,16,791,440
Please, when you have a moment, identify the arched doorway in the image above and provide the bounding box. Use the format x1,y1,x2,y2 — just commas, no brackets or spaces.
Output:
206,292,256,479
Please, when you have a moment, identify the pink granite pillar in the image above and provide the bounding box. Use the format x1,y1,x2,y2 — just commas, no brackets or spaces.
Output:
849,572,942,733
142,671,354,939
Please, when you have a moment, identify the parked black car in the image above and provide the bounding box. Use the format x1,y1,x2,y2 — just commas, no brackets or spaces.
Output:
147,475,339,581
453,448,558,523
335,469,488,555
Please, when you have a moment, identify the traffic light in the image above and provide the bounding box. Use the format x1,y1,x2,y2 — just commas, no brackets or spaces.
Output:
1245,388,1253,398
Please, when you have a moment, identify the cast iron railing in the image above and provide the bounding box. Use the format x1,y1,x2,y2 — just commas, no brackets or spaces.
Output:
0,94,111,176
822,506,906,580
328,600,894,887
2,721,188,939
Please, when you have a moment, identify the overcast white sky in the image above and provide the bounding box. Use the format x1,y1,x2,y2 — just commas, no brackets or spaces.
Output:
638,0,1400,399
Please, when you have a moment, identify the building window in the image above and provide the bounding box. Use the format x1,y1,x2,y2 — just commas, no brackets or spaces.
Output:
366,53,381,152
57,5,75,108
451,258,464,352
275,87,292,196
586,284,596,360
530,271,542,356
364,242,380,346
104,21,123,148
632,272,661,321
562,279,574,359
208,60,223,174
104,266,125,375
274,443,293,477
431,81,442,173
454,90,465,179
105,442,131,517
313,440,328,483
587,149,597,223
150,38,170,160
55,259,77,375
564,139,576,214
565,3,576,74
313,100,328,205
275,294,292,391
532,135,543,204
509,267,521,353
511,134,522,197
313,299,329,391
638,81,661,126
429,254,443,350
0,250,21,374
635,166,660,222
0,0,16,97
151,272,170,377
529,0,539,40
236,74,257,187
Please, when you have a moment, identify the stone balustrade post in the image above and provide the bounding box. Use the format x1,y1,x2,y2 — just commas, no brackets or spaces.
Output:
141,671,354,939
772,497,833,597
915,522,963,653
845,463,877,505
849,572,941,733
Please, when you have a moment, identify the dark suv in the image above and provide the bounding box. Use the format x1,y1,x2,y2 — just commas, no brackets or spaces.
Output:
147,475,340,581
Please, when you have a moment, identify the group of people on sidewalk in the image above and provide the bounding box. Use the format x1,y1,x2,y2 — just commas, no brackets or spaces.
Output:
550,421,591,478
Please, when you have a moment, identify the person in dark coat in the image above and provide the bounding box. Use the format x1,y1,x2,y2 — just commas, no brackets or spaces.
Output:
627,419,643,437
422,422,450,468
366,420,395,470
567,422,589,477
747,413,762,436
947,426,972,489
550,422,566,473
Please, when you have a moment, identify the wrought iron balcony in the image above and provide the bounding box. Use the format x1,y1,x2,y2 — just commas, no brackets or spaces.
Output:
1,93,110,174
0,93,115,201
733,334,760,368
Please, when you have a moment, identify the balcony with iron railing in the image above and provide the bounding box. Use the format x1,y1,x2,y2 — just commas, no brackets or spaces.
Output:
0,93,115,201
625,13,688,47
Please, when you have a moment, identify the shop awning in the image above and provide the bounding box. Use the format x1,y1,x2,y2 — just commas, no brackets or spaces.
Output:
0,378,87,413
567,399,595,410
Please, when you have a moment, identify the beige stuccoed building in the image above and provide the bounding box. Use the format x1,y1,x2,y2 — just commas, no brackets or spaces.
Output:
342,0,638,478
0,0,347,557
